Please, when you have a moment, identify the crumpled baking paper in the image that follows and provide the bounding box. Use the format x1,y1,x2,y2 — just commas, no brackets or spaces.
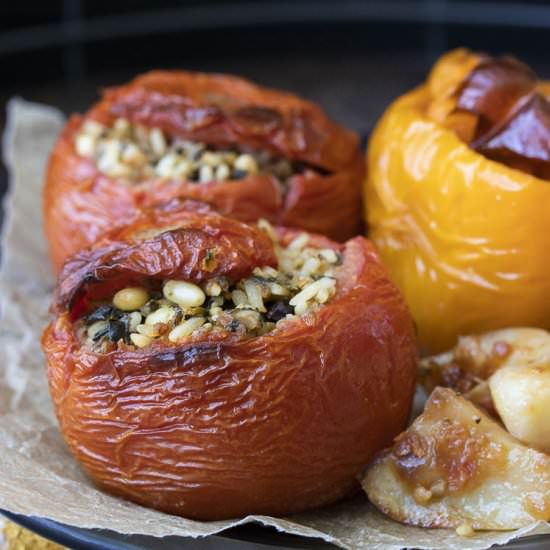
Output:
0,97,548,550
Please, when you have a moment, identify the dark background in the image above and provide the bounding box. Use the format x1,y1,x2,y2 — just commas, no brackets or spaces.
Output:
3,0,550,206
5,0,550,120
1,0,550,223
6,1,550,120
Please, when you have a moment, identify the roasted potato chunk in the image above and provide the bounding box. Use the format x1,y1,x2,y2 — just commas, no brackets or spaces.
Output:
363,387,550,530
419,328,550,394
490,365,550,454
419,328,550,452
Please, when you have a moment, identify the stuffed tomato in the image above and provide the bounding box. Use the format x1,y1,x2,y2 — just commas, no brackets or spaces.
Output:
366,48,550,354
42,205,416,520
45,70,364,273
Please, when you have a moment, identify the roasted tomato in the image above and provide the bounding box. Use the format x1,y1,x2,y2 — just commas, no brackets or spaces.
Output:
42,207,416,520
366,48,550,354
44,70,365,273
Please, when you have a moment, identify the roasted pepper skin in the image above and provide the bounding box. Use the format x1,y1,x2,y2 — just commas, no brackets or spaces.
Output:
366,50,550,354
44,70,364,273
42,209,416,520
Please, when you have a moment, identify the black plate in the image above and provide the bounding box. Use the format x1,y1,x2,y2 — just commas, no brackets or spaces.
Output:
1,510,335,550
4,510,549,550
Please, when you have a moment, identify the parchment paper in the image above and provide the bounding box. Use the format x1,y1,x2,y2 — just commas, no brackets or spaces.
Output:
0,98,548,550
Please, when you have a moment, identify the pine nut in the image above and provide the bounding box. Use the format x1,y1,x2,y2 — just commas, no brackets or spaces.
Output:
113,287,149,311
168,317,205,342
163,280,206,307
136,323,160,338
145,306,177,326
130,333,152,348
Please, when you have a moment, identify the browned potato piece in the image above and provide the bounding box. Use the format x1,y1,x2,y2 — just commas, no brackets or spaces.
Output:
362,387,550,530
490,365,550,453
418,328,550,395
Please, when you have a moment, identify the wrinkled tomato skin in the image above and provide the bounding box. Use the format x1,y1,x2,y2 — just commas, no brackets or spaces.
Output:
42,219,416,520
55,203,278,312
44,71,364,273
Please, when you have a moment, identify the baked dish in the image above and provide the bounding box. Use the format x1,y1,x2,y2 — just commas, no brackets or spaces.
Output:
44,70,364,272
364,328,550,534
42,203,416,520
366,48,550,354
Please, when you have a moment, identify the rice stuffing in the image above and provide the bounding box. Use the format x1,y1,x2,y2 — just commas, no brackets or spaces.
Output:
77,221,341,351
74,118,317,186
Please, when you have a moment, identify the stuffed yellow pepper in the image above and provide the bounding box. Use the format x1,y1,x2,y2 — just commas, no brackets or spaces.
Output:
366,48,550,354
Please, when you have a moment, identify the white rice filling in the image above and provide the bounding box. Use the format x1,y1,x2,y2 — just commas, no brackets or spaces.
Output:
78,221,341,351
75,118,304,185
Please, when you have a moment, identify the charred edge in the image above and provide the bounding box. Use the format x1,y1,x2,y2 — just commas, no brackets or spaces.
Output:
149,342,225,369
